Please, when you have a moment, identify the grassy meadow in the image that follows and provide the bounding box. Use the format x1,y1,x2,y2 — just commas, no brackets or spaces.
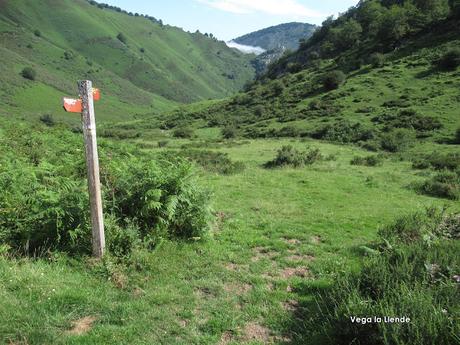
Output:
1,127,459,344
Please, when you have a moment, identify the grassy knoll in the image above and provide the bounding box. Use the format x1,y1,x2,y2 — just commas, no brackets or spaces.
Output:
1,125,458,344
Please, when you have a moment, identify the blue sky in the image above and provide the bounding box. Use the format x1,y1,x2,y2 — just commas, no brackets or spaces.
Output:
102,0,359,41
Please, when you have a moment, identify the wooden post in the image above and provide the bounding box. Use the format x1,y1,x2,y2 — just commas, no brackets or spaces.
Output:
78,80,105,258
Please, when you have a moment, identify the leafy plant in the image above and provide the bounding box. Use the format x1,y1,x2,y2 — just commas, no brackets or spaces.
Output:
436,48,460,70
322,70,346,90
265,145,322,168
21,67,36,81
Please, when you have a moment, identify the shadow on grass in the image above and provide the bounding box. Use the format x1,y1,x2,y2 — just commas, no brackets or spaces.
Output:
277,280,334,345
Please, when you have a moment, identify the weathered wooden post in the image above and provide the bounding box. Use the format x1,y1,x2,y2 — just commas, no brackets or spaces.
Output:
63,81,105,257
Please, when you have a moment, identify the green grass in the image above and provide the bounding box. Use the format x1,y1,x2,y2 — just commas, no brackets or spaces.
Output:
1,134,458,344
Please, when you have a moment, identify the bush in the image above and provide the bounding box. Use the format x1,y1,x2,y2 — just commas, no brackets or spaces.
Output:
34,29,41,37
157,140,169,148
313,120,375,144
222,125,237,139
39,114,55,127
418,171,460,200
173,127,194,139
0,126,212,255
455,127,460,144
21,67,36,81
117,32,127,44
350,155,383,166
380,129,414,152
314,209,460,345
140,47,145,53
322,70,346,91
172,150,245,175
265,145,322,168
369,52,385,68
436,48,460,70
412,152,460,171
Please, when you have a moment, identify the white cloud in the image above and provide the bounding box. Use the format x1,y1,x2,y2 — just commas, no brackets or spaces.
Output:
226,41,266,55
196,0,322,17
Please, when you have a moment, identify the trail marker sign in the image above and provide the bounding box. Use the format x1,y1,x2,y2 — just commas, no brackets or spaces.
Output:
63,82,105,258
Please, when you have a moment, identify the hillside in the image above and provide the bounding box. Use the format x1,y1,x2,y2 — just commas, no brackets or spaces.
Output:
0,0,255,123
153,2,460,149
233,22,317,51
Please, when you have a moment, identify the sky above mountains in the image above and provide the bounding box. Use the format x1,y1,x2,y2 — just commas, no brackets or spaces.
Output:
103,0,359,40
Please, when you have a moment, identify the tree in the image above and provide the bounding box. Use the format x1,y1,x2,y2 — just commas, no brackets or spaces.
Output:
369,53,386,67
323,70,346,91
413,0,450,22
437,48,460,70
116,32,127,44
21,67,36,80
378,5,409,42
330,18,363,51
357,0,386,37
222,125,237,139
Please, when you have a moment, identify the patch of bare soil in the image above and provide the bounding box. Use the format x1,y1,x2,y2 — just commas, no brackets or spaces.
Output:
213,211,228,232
286,254,315,262
224,283,252,296
310,235,322,244
280,267,309,279
225,263,248,271
283,238,301,245
251,247,278,262
219,330,235,344
282,299,299,312
241,322,271,343
66,316,97,335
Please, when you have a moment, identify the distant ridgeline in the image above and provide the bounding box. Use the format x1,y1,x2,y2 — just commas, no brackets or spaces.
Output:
232,22,317,75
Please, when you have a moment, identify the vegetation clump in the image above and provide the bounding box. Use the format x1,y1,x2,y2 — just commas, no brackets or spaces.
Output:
116,32,127,44
322,70,346,91
39,114,55,127
173,127,194,139
350,154,383,167
315,208,460,345
418,171,460,200
21,67,36,81
0,125,211,256
436,48,460,70
264,145,322,168
173,150,245,175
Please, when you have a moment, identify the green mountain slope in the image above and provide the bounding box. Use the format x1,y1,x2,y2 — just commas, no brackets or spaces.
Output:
0,0,255,122
155,1,460,148
233,22,317,51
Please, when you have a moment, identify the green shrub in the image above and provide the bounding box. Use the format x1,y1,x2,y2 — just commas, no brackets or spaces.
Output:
322,70,346,91
313,120,375,143
173,127,194,139
315,209,460,345
39,114,55,127
173,150,245,175
455,127,460,144
265,145,322,168
380,129,415,152
350,155,383,166
21,67,36,81
33,29,41,37
222,125,237,139
140,47,145,53
117,32,127,44
0,126,212,255
436,48,460,70
412,152,460,171
418,171,460,200
157,140,169,148
369,52,385,68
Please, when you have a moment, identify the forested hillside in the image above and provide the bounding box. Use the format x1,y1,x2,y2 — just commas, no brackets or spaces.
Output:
0,0,255,122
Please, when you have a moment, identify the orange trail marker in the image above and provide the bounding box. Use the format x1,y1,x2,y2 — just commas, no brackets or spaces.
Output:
63,97,82,113
92,88,100,101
